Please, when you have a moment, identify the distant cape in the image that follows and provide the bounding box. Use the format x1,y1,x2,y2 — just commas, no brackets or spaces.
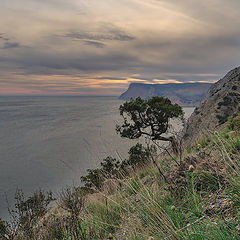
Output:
119,82,212,106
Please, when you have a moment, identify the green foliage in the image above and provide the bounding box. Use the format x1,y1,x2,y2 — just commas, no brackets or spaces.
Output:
231,136,240,154
59,187,87,240
116,96,183,141
80,168,104,191
14,189,54,226
125,177,141,196
86,200,122,238
4,119,240,239
81,144,155,191
181,218,240,240
196,136,210,151
228,113,240,131
80,158,122,191
7,189,55,239
100,156,121,178
60,187,86,218
186,146,193,154
216,114,229,124
196,170,222,192
218,95,233,107
186,172,202,217
127,143,153,168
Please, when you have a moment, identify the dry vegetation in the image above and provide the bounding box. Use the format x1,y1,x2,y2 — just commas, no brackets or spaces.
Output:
1,115,240,240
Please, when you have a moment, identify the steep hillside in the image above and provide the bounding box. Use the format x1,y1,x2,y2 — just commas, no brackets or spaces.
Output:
5,122,240,240
184,66,240,144
119,82,212,106
2,69,240,239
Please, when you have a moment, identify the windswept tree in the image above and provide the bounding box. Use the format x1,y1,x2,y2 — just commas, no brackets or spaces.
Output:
116,96,184,154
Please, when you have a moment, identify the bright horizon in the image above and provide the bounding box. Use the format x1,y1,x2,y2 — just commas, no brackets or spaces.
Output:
1,0,240,95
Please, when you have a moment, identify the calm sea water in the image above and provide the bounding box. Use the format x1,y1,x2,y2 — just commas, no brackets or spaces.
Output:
0,96,194,219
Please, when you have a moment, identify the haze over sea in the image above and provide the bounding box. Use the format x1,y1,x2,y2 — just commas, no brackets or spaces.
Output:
0,96,194,218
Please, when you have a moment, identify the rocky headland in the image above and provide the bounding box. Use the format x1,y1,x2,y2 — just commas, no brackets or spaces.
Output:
120,82,212,106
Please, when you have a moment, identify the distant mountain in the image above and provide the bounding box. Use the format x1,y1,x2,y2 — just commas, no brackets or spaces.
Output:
119,82,212,106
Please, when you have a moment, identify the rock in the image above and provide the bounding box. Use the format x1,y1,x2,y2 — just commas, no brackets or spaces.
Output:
119,82,212,106
183,66,240,145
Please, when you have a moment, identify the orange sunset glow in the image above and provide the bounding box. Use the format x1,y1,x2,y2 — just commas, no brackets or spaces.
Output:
1,0,240,95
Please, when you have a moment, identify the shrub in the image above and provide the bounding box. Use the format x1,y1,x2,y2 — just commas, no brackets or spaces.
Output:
218,95,233,107
231,136,240,154
100,157,121,178
87,200,122,238
81,144,157,190
228,114,240,131
197,136,210,149
186,146,192,154
6,189,55,239
80,169,104,191
127,143,153,168
60,187,87,239
216,114,228,124
81,157,123,191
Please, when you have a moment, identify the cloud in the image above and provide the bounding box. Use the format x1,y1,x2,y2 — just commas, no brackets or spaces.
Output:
0,33,21,49
64,25,135,42
0,33,9,41
83,40,105,48
152,79,183,84
94,76,126,80
1,0,240,95
2,42,20,49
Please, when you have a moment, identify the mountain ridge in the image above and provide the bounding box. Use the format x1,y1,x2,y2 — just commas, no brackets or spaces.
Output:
119,82,212,106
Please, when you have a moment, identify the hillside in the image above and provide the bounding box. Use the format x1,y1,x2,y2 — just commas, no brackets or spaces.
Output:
1,68,240,240
5,115,240,239
184,66,240,144
119,82,212,106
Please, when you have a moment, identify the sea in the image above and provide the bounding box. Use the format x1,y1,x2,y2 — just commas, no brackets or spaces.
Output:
0,96,194,219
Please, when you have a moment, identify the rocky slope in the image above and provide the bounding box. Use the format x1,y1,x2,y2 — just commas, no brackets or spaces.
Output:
184,66,240,144
119,82,212,106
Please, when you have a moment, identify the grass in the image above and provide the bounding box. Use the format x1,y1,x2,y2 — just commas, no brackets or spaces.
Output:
76,128,240,240
1,126,240,239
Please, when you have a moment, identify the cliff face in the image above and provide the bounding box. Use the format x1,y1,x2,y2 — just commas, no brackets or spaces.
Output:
119,82,212,106
184,66,240,144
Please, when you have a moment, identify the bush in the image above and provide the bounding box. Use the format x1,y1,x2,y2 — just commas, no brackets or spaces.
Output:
228,114,240,131
81,157,122,191
100,157,121,178
6,189,55,239
127,143,152,168
80,169,104,191
216,114,228,124
81,144,156,190
60,187,87,239
197,136,210,149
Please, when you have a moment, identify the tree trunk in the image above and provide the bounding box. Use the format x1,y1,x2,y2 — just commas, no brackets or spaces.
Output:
154,136,180,155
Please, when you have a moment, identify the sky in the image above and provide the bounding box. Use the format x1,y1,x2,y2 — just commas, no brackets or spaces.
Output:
0,0,240,95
